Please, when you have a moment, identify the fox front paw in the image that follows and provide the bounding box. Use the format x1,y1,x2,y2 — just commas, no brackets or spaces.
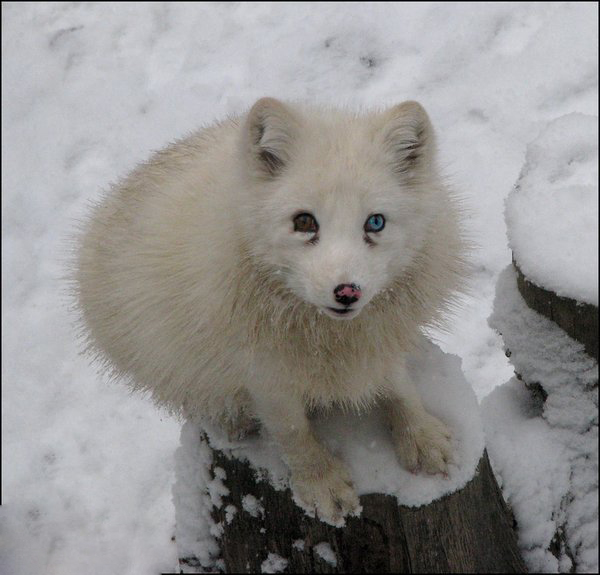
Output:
392,411,453,476
291,459,361,526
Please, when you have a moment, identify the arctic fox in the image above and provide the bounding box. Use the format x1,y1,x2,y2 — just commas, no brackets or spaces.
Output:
75,98,467,525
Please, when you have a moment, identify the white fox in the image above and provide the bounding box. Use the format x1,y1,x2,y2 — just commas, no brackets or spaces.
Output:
75,98,468,524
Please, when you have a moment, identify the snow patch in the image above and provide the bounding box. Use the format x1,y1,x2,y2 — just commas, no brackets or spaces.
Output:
224,505,237,524
260,552,288,573
506,113,598,305
313,542,338,567
241,494,265,519
172,424,221,568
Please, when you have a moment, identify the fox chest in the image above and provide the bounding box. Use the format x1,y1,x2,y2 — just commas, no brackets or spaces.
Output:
257,344,393,408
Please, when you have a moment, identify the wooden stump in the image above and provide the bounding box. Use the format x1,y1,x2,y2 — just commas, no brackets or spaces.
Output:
208,445,527,573
504,257,599,569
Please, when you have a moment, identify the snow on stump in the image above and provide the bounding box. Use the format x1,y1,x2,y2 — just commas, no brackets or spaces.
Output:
483,114,598,573
505,113,598,362
173,341,527,573
513,260,598,362
485,267,598,573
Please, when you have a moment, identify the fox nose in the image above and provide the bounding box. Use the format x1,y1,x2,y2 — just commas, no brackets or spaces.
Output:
333,283,362,306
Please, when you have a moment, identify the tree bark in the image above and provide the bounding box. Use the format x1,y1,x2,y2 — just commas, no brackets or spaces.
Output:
206,445,526,573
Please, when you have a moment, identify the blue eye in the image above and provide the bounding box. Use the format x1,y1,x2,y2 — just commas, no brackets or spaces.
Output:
365,214,385,233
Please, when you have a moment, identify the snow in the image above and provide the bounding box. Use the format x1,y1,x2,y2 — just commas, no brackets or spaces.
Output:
172,423,221,569
483,266,598,572
260,552,288,574
241,494,265,519
224,505,237,525
313,542,338,567
505,113,599,305
2,3,597,574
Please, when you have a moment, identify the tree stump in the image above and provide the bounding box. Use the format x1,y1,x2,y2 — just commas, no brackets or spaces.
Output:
205,445,526,573
485,261,598,571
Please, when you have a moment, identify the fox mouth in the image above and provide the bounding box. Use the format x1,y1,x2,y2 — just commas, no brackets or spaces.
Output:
324,306,360,319
327,307,353,315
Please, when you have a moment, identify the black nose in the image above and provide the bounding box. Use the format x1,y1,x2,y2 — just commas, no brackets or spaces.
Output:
333,283,362,306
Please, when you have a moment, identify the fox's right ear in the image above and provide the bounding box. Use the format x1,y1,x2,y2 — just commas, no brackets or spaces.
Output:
244,98,299,178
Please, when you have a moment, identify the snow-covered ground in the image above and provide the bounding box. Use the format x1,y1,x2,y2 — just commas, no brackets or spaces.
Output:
1,3,597,574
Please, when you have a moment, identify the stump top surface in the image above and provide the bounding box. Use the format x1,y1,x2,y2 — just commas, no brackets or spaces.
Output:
505,112,598,307
202,339,485,508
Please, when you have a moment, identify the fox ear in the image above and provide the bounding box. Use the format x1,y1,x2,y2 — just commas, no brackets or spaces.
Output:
244,97,298,178
379,101,434,176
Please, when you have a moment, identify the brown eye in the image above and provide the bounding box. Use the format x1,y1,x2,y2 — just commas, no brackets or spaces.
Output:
293,212,318,234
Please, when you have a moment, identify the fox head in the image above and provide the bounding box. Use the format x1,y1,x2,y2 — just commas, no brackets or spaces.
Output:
238,97,442,321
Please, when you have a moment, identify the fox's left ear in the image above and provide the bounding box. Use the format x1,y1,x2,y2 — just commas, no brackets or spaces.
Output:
378,101,434,175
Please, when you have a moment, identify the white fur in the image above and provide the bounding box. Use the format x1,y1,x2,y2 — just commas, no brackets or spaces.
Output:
73,98,469,524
